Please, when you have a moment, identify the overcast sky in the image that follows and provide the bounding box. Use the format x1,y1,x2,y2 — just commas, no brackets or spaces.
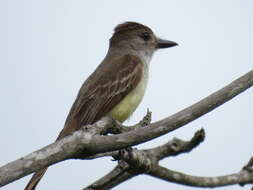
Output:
1,1,253,190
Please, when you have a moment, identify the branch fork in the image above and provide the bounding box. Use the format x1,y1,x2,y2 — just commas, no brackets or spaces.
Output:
1,69,253,189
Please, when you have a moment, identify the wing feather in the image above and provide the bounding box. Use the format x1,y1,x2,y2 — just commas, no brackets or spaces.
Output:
58,54,143,139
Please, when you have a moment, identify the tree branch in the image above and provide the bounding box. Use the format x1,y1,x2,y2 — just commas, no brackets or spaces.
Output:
148,165,253,188
83,129,205,189
1,69,253,187
83,161,136,190
88,130,252,189
150,128,205,161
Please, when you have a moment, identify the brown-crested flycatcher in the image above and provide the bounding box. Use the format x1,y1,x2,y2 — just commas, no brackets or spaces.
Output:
25,21,178,190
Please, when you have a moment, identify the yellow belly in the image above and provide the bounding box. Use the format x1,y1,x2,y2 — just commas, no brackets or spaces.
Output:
108,74,148,122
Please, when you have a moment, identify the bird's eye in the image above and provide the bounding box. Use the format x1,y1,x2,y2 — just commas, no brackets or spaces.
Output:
141,32,151,41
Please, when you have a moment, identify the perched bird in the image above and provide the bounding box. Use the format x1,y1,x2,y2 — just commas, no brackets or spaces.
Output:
25,21,178,190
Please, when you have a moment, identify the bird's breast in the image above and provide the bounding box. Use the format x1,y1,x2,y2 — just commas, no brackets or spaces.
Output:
108,69,149,122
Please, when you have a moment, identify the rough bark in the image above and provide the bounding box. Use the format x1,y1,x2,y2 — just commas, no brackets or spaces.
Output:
0,69,253,189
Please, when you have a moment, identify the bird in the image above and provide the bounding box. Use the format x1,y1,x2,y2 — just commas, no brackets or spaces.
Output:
24,21,178,190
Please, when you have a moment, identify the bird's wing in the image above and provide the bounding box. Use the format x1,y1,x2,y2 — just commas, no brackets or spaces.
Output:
58,54,143,139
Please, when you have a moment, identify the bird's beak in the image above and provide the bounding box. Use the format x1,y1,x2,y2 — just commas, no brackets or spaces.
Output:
156,38,178,49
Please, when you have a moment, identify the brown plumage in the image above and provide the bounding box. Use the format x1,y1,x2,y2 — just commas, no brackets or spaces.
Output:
114,22,153,35
24,21,179,190
24,54,143,190
110,22,154,45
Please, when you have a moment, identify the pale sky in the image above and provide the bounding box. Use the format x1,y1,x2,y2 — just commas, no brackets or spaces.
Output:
1,1,253,190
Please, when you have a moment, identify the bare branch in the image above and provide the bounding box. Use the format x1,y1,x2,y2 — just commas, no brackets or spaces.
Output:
84,151,118,160
148,165,253,188
83,161,137,190
0,117,114,187
85,129,253,189
150,128,205,161
84,129,205,189
1,69,253,187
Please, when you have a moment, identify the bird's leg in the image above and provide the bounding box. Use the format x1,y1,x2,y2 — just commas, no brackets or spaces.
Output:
106,109,152,135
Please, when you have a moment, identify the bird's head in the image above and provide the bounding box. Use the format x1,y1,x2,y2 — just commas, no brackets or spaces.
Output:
110,22,178,57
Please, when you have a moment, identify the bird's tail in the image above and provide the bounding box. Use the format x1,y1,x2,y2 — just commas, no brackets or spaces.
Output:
24,167,48,190
24,118,78,190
